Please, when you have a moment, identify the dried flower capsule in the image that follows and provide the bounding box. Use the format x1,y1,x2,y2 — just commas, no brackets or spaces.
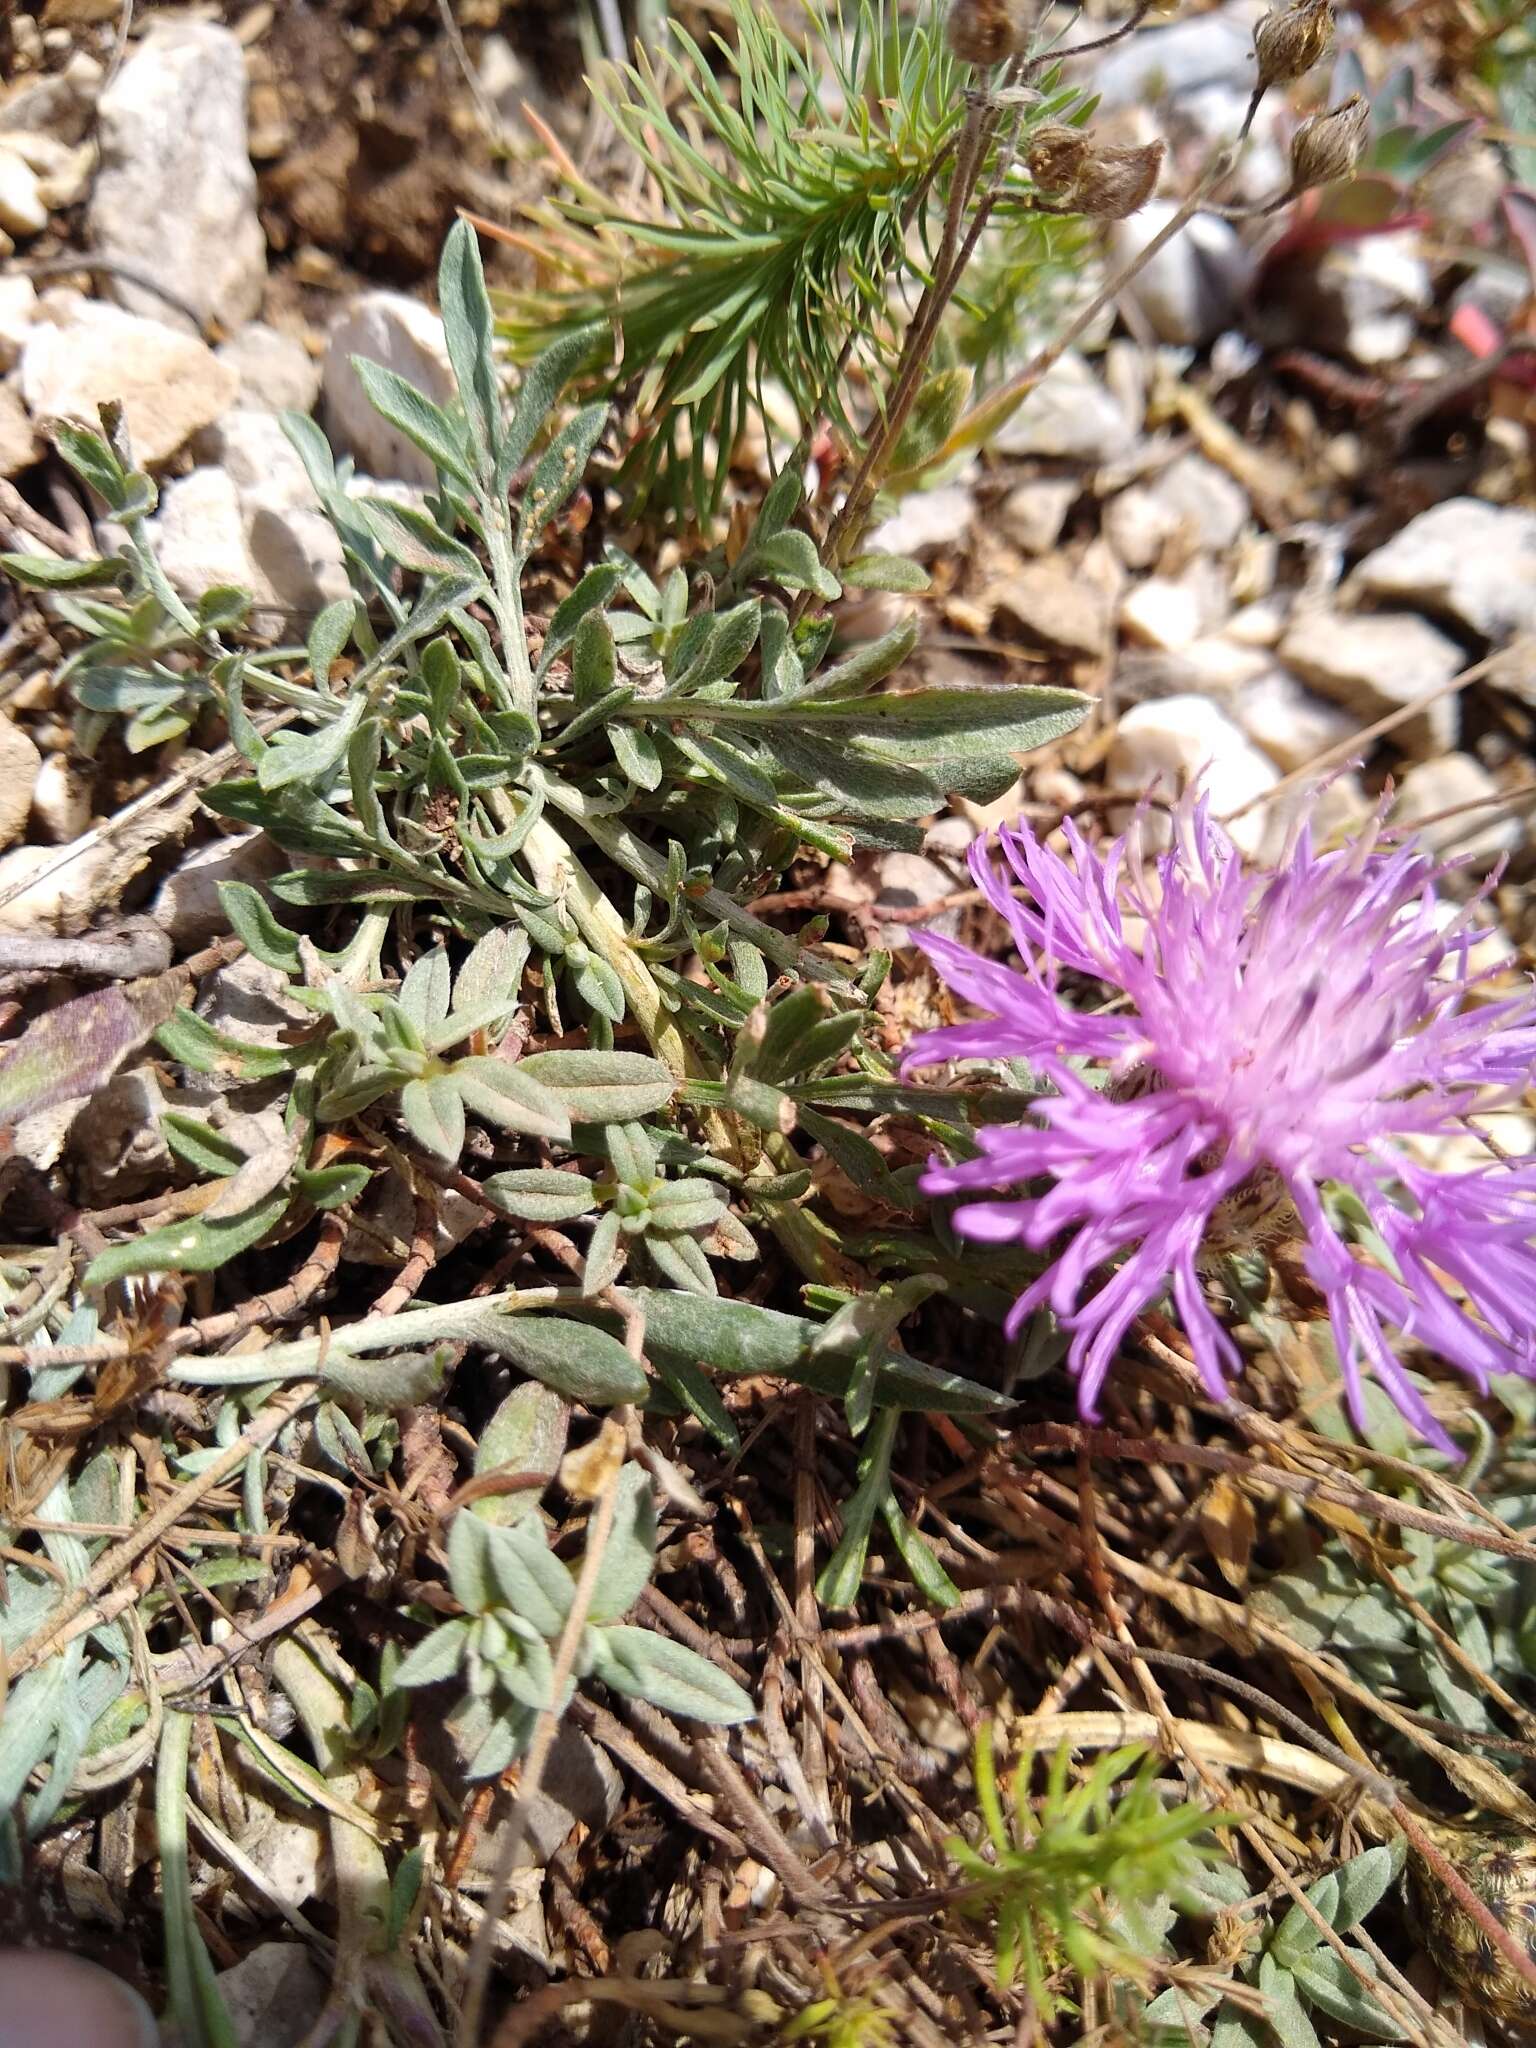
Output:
1289,92,1371,191
946,0,1024,67
1027,126,1165,220
1026,124,1093,193
1253,0,1334,89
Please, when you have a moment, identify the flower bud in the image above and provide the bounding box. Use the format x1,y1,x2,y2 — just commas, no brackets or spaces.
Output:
946,0,1025,67
1253,0,1334,89
1289,92,1370,191
1027,125,1166,220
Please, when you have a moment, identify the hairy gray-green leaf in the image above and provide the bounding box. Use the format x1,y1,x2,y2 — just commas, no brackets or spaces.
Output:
453,1056,571,1141
438,218,501,476
516,1049,675,1124
482,1169,598,1224
473,1382,568,1525
349,358,474,485
585,1625,753,1724
473,1313,648,1405
481,1517,574,1638
586,1464,656,1624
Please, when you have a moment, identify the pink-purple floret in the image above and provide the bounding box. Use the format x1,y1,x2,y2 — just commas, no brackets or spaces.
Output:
904,798,1536,1447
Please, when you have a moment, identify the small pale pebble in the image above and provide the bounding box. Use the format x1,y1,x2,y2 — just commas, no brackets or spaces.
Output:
992,561,1113,659
1225,598,1288,648
0,378,39,478
864,479,975,559
1108,695,1279,859
1233,669,1359,774
0,145,47,238
216,323,322,416
1147,451,1249,552
29,752,93,843
0,719,41,850
1119,575,1208,652
998,477,1078,556
1393,753,1523,869
0,274,36,372
152,831,283,948
1279,607,1462,758
1103,486,1177,571
0,838,120,934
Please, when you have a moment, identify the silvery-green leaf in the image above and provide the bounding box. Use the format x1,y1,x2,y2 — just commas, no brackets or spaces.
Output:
841,553,930,592
400,1074,466,1162
1273,1875,1339,1966
628,1289,1007,1415
0,1660,70,1821
394,1618,473,1689
643,1187,729,1228
482,1169,598,1223
438,219,500,476
473,1383,568,1526
1288,1949,1406,2040
501,328,594,487
399,949,453,1034
571,949,625,1025
84,1185,292,1286
642,1231,716,1296
453,1056,570,1141
587,1624,753,1724
1210,2012,1269,2048
586,1464,655,1624
257,692,366,793
604,1122,655,1189
517,405,608,555
583,1209,624,1295
746,528,840,599
1331,1844,1402,1932
356,496,482,577
609,721,663,791
1256,1959,1323,2048
348,358,474,485
482,1517,574,1638
307,597,357,689
653,1353,739,1452
517,1050,675,1123
452,926,529,1032
448,1509,498,1612
464,1711,523,1782
536,562,623,679
478,1312,646,1405
494,1624,557,1713
572,611,616,702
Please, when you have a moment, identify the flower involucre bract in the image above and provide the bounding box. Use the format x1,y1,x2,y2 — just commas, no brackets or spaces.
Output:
906,799,1536,1445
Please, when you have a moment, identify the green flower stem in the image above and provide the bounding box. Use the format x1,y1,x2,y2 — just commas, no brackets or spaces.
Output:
483,491,536,720
156,1709,240,2048
521,803,865,1289
536,772,851,990
273,1640,443,2048
519,810,694,1080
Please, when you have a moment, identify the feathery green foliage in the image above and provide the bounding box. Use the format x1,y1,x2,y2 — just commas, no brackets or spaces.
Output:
947,1727,1233,2017
499,0,966,512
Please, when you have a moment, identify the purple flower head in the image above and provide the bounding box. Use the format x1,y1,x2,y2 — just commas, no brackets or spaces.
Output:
906,796,1536,1447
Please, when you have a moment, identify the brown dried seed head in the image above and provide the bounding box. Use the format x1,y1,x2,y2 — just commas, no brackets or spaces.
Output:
1253,0,1335,88
1289,92,1371,191
946,0,1025,67
1025,123,1094,193
1028,126,1165,220
1075,138,1166,219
